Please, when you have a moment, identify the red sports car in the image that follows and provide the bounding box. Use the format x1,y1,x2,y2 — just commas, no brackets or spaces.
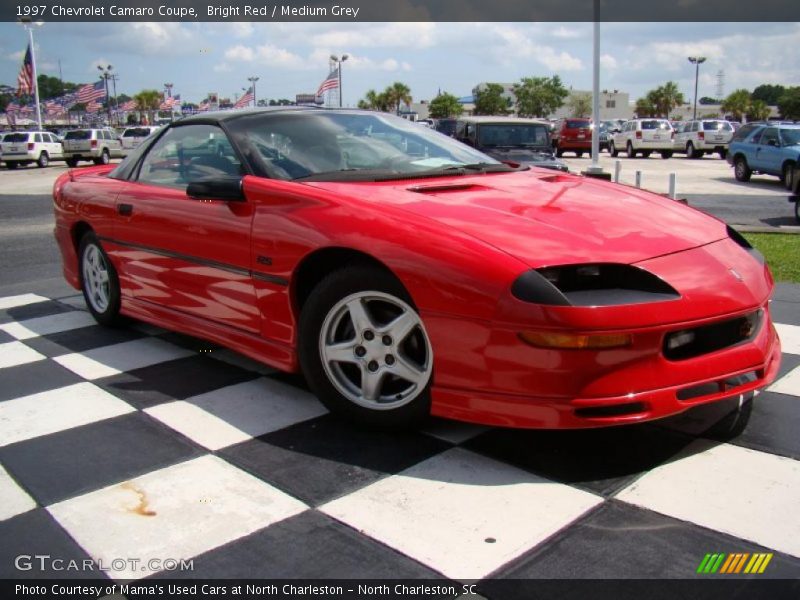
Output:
53,108,781,430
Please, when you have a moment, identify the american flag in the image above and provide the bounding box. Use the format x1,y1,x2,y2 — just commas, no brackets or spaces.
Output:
316,68,339,97
76,81,106,104
84,100,102,114
233,88,254,109
16,44,34,96
160,94,181,111
45,100,65,116
197,100,210,112
120,99,136,111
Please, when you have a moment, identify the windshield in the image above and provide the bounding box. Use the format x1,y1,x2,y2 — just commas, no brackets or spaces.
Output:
781,129,800,145
4,133,29,143
64,130,92,140
226,111,502,181
477,123,550,147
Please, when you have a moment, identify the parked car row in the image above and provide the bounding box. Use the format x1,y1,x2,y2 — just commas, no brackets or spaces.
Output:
0,126,160,169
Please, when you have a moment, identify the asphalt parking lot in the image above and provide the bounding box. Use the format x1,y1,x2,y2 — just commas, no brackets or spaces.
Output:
0,160,799,589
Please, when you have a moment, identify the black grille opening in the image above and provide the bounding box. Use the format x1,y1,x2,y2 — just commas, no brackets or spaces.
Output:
664,311,762,361
575,402,647,418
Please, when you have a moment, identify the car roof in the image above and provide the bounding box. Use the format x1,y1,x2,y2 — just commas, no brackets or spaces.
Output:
176,105,325,125
456,116,549,125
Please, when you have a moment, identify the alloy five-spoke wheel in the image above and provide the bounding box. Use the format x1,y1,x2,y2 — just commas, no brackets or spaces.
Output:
79,232,122,326
299,266,433,427
319,291,432,411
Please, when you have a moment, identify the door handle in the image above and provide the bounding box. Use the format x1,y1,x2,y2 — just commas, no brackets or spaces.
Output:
117,203,133,216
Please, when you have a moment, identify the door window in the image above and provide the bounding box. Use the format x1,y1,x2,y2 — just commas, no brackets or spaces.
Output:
137,125,243,189
760,128,779,146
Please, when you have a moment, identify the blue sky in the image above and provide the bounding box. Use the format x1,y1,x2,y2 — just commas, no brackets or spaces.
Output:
1,22,798,106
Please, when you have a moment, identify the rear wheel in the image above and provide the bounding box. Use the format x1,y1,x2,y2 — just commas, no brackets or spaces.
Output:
626,141,637,158
734,156,751,182
299,266,433,428
660,150,673,159
37,152,49,168
687,142,701,159
782,163,795,190
79,232,122,326
609,140,618,157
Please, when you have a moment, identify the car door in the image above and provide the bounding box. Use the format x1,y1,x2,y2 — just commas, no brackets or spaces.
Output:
112,123,260,333
46,133,63,158
753,127,781,174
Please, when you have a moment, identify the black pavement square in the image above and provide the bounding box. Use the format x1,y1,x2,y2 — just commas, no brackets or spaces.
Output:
22,324,148,358
0,359,83,402
487,500,800,579
96,355,260,410
464,423,695,497
153,510,442,579
0,413,205,506
0,509,106,579
0,300,75,325
727,391,800,460
0,329,14,343
219,415,451,506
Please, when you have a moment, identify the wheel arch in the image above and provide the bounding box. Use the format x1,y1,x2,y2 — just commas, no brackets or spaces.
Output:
292,247,407,314
71,221,94,254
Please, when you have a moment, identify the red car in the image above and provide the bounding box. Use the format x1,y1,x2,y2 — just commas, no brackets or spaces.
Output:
552,118,593,157
53,108,781,431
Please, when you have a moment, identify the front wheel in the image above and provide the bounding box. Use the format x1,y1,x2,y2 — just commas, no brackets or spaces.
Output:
705,396,753,441
94,149,110,166
626,141,637,158
783,163,795,190
734,156,752,182
37,152,49,168
79,232,122,326
299,266,433,428
609,140,619,157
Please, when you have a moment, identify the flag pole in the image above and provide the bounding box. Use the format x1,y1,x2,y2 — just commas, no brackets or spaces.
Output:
25,23,43,130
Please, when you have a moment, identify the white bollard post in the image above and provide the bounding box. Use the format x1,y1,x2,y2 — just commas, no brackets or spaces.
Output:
614,160,621,183
668,173,677,199
635,171,642,188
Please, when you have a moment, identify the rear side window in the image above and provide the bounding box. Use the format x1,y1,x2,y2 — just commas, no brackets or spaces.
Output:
123,128,153,137
64,130,91,140
732,123,762,142
5,133,29,143
703,121,732,131
641,120,670,130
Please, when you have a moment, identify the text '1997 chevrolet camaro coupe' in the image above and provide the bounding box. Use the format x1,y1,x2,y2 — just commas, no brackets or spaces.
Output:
53,108,781,430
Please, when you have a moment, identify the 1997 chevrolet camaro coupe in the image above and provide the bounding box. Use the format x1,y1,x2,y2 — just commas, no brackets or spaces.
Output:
53,108,781,430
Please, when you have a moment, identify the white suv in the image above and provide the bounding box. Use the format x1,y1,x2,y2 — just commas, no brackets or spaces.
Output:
62,128,123,167
674,119,734,159
0,131,64,169
610,119,675,158
120,126,160,155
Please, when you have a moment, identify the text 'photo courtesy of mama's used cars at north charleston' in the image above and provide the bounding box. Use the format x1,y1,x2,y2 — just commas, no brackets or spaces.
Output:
53,108,781,431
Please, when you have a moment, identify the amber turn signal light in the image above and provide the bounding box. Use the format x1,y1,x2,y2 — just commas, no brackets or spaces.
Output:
519,331,633,349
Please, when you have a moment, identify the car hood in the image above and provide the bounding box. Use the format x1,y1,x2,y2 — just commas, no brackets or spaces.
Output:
303,170,728,268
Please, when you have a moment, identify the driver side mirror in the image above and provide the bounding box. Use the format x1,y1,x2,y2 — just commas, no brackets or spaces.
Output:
187,176,245,202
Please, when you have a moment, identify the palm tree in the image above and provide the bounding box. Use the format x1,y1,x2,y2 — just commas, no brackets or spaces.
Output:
722,89,752,122
655,81,685,118
134,89,162,125
748,99,771,121
635,96,656,118
386,82,412,115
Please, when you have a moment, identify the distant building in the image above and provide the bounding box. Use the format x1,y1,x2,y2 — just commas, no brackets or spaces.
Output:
470,83,632,119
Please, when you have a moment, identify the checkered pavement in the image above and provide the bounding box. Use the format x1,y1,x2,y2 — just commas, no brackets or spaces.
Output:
1,292,800,583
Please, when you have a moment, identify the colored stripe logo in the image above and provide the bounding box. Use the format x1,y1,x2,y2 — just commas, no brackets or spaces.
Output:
697,552,773,574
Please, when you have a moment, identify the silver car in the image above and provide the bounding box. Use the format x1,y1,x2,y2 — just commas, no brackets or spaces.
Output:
62,128,123,167
674,119,734,159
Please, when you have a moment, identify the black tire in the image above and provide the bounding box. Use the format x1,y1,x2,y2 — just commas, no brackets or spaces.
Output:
66,158,79,168
555,147,563,158
660,151,673,159
734,156,751,182
718,149,727,160
78,232,123,327
687,142,700,159
575,151,584,158
626,141,637,158
641,150,652,158
94,149,110,166
782,163,795,190
704,397,753,441
6,161,18,170
609,140,619,157
298,266,433,429
37,152,49,168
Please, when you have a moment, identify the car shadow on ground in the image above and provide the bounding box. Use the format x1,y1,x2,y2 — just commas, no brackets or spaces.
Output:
709,176,788,192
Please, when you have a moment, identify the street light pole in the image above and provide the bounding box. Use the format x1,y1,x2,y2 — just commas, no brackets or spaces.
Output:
248,76,259,107
330,54,349,108
583,0,609,179
688,56,706,121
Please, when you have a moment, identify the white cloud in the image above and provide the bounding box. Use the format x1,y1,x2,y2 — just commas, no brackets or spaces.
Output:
311,23,437,49
552,26,582,39
600,54,618,70
224,45,255,62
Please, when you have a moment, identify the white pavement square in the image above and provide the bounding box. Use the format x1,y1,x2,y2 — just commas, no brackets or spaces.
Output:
775,323,800,356
0,464,37,521
321,447,602,580
0,382,135,447
48,455,308,579
0,341,46,370
54,337,195,380
145,377,328,451
769,366,800,398
0,293,49,311
0,311,97,340
616,440,800,558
